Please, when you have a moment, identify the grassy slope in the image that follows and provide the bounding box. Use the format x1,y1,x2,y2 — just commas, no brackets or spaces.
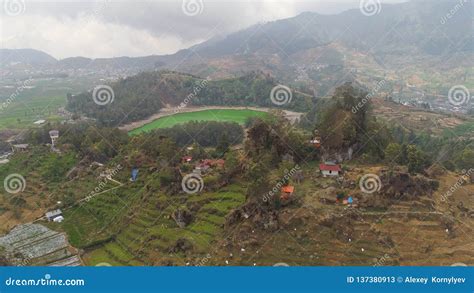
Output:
55,163,246,266
129,109,268,135
0,95,65,129
0,77,95,129
70,184,246,266
0,148,78,232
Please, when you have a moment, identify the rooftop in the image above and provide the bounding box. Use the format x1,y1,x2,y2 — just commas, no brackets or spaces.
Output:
45,209,63,218
281,186,295,193
319,163,341,172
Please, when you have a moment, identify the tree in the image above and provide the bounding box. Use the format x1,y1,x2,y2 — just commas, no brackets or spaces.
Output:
407,145,429,174
216,133,230,155
457,149,474,171
244,155,272,200
385,143,402,165
157,138,179,166
223,151,240,177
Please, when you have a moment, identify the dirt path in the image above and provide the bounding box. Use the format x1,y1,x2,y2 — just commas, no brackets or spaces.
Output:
119,106,304,132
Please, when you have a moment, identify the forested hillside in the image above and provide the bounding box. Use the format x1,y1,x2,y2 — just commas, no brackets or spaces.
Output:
66,71,312,126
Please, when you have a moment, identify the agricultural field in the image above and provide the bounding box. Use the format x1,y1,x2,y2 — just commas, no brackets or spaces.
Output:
61,182,246,266
129,109,268,135
0,77,96,130
0,147,78,233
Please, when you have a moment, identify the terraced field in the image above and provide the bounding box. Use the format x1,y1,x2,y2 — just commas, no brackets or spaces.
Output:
62,181,246,266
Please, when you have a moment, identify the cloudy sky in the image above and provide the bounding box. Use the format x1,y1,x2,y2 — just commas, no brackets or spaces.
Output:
0,0,407,59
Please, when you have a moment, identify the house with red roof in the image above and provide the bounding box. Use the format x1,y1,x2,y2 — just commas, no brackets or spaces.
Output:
319,163,342,177
281,186,295,200
182,156,193,163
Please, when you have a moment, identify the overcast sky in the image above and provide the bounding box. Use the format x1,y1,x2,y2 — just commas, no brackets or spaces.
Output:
0,0,407,59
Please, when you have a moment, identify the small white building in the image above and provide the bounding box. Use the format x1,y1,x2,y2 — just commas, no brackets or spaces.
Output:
49,130,59,148
319,163,342,177
53,216,64,223
12,144,29,152
45,209,63,222
33,119,46,125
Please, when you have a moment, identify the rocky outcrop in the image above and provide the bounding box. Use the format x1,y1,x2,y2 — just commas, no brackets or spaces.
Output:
225,201,279,232
379,171,439,199
172,209,194,228
168,238,193,253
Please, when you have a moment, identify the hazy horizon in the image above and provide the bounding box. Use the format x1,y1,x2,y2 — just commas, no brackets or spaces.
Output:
1,0,408,59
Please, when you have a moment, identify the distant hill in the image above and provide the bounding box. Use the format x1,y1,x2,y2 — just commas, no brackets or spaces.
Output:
57,55,166,71
183,0,472,58
2,0,472,105
66,71,312,126
161,0,472,98
0,48,57,65
3,0,471,70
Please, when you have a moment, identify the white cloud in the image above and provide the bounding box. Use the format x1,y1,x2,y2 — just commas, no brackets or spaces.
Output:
1,14,202,58
0,0,408,58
